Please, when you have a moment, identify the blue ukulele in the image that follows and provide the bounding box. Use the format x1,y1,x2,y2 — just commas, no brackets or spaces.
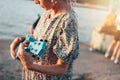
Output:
16,34,47,60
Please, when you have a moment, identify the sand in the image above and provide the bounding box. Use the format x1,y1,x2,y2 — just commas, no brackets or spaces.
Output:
0,39,120,80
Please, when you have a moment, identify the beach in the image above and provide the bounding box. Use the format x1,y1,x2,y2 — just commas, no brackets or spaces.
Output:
0,40,22,80
0,0,120,80
0,40,120,80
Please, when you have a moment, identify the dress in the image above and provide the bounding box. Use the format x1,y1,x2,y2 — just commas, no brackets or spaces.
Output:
22,10,79,80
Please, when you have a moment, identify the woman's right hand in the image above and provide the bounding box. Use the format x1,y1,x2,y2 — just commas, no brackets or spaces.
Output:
10,37,25,60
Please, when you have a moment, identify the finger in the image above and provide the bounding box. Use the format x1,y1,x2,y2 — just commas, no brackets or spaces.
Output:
10,37,21,51
19,43,26,55
10,37,23,60
18,51,28,70
23,41,30,47
17,43,25,60
13,37,21,44
14,37,25,44
10,42,17,60
10,49,16,60
17,44,27,62
17,44,30,70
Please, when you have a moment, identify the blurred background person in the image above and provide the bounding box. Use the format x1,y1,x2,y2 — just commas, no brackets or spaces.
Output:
105,0,120,64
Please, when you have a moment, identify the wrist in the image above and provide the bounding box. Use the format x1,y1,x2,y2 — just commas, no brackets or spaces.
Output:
26,63,34,70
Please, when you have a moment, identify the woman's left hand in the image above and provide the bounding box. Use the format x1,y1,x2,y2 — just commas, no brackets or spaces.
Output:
17,43,34,70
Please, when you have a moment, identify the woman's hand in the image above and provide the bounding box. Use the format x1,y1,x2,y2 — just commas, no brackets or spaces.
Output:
10,37,25,60
23,40,30,47
17,43,69,75
17,43,34,70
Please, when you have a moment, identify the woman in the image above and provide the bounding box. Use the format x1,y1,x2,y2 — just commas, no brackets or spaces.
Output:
105,0,120,64
10,0,79,79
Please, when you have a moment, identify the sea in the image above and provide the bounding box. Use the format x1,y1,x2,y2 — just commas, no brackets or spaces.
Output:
0,0,108,45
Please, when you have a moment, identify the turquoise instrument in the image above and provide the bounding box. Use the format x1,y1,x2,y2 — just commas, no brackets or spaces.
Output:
16,34,47,60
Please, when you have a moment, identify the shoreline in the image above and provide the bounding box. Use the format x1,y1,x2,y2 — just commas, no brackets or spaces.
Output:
74,3,108,11
0,1,108,45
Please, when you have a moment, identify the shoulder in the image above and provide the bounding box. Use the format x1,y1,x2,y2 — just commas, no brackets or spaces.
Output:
63,10,77,22
61,10,78,29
